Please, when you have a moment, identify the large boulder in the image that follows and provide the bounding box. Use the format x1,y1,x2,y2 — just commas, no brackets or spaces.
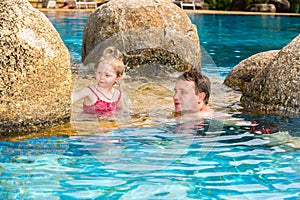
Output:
82,0,201,72
240,34,300,117
0,0,72,134
224,50,279,92
246,3,276,12
269,0,290,13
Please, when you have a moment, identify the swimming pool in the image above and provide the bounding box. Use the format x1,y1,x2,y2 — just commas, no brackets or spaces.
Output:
1,11,299,199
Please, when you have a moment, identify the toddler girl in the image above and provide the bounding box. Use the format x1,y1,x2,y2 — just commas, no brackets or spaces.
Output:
72,47,126,117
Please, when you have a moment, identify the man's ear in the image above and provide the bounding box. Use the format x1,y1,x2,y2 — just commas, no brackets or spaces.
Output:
197,92,206,102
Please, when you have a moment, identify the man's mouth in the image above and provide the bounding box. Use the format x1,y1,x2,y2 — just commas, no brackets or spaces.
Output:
174,102,181,106
174,102,181,112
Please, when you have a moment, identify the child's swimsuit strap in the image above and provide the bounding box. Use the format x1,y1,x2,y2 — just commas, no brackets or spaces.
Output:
87,86,100,100
116,89,122,102
88,86,121,103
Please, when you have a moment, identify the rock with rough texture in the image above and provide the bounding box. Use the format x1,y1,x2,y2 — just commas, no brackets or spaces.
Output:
224,50,279,92
82,0,201,72
246,3,276,12
240,34,300,117
0,0,72,134
269,0,290,13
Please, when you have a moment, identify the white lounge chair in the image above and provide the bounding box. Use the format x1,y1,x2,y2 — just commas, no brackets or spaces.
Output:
180,1,196,10
47,0,56,8
75,0,97,9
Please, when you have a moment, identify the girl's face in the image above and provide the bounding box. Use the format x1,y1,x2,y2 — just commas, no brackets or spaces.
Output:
173,79,200,113
95,63,119,89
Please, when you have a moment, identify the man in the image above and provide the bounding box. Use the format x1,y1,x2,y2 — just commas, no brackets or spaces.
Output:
173,70,214,122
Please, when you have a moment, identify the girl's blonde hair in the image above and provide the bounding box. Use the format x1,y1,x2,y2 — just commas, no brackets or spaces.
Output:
95,47,125,77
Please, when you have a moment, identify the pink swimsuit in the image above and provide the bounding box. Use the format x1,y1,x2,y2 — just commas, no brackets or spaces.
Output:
83,86,122,116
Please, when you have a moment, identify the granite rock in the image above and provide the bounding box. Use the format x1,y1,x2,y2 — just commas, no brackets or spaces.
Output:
0,0,72,134
224,50,279,92
240,34,300,117
246,3,276,12
269,0,290,13
82,0,201,72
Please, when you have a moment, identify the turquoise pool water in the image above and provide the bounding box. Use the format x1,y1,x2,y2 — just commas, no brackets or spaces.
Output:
1,12,299,199
1,121,299,199
191,14,300,78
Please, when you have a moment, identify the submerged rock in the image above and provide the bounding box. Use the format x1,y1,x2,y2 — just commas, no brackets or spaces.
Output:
0,0,72,134
240,34,300,117
82,0,201,72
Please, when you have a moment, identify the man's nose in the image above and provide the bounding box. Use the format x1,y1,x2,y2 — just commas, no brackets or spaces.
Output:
173,92,179,100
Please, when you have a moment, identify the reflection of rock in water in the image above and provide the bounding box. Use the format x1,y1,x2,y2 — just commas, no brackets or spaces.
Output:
72,61,245,130
72,62,176,129
129,81,174,118
137,82,173,96
126,63,179,80
0,122,76,142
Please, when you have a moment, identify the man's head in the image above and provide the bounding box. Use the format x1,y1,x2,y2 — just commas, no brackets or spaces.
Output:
178,70,211,104
173,70,211,113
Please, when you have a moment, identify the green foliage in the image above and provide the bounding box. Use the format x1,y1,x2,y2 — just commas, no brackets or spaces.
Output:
289,0,300,4
205,0,217,10
217,0,233,10
205,0,233,10
253,0,269,3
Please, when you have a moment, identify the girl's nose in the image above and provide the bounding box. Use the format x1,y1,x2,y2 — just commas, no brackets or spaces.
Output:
99,74,105,79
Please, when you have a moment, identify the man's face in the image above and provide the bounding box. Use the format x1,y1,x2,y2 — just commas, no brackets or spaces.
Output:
173,79,199,113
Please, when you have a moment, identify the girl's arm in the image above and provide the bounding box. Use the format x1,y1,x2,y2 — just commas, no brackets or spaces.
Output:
72,87,91,104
